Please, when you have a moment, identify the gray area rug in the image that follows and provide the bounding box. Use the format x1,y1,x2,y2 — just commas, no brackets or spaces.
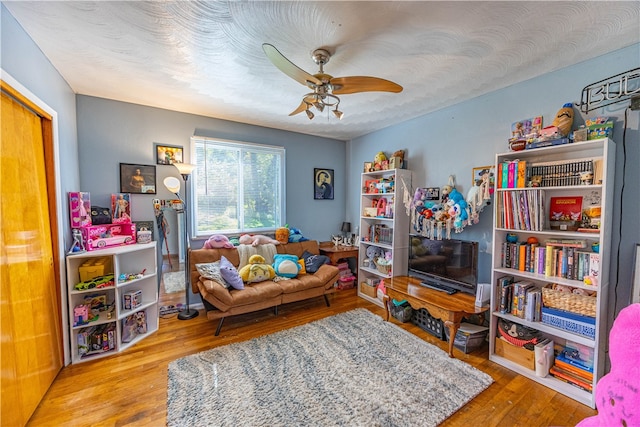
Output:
163,271,185,294
167,309,493,426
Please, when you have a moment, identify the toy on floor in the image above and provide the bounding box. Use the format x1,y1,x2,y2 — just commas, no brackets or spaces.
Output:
576,303,640,427
239,234,280,246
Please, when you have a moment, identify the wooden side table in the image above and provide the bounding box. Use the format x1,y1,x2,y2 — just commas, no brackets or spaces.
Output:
319,243,359,265
384,275,488,358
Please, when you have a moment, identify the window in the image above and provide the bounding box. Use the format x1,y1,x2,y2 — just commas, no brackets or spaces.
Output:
191,137,285,237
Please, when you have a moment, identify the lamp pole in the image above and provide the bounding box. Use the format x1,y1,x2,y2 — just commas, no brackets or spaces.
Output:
165,163,199,320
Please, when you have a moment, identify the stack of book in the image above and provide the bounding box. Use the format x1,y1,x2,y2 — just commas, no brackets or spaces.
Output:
495,189,545,231
549,345,594,392
496,276,542,322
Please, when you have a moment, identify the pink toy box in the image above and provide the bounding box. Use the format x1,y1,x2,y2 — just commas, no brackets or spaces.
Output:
69,191,91,228
81,223,136,251
111,193,132,224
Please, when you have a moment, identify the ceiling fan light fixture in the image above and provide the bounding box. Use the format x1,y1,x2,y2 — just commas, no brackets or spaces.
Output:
305,109,314,120
333,109,344,120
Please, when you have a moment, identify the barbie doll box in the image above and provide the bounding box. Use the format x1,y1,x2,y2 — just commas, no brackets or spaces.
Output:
69,191,91,228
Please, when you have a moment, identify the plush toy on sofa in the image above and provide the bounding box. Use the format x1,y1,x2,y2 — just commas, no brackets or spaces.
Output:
576,303,640,427
238,254,276,283
203,234,234,249
239,234,281,246
272,254,301,278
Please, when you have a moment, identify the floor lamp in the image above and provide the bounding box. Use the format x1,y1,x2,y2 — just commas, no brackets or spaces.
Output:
163,162,199,320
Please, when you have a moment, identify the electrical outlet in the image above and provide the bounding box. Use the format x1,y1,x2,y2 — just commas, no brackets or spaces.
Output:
631,95,640,111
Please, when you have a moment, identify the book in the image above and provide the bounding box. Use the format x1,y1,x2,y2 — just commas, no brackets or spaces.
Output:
544,239,587,248
507,161,516,189
497,275,514,314
516,160,527,188
549,366,593,392
549,196,583,231
554,358,594,381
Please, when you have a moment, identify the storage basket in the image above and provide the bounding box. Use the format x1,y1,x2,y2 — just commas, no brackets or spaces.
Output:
360,282,377,298
412,308,445,340
542,284,596,318
373,258,392,275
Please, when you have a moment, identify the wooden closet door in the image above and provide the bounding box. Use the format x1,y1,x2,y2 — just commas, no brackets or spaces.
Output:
1,87,63,426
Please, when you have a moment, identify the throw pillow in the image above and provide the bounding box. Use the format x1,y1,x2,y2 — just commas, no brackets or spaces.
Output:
273,254,301,278
219,255,244,290
195,261,227,287
302,250,330,274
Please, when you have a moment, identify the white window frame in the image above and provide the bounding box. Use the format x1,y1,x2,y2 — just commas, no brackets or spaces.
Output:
190,136,286,238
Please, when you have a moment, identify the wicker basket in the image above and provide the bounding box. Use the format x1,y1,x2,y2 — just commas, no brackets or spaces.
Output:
542,284,596,317
373,258,392,275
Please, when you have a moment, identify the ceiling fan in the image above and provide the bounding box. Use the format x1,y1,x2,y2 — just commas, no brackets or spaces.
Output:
262,43,403,120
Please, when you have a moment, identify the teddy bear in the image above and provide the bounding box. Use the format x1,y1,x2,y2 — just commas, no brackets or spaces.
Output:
238,234,281,246
238,254,276,283
203,234,234,249
576,303,640,427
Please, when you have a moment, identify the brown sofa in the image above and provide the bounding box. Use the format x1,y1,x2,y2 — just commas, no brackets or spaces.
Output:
189,240,340,335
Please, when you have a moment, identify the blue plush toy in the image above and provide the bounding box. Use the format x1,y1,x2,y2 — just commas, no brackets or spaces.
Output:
288,227,308,242
272,254,301,278
447,188,469,221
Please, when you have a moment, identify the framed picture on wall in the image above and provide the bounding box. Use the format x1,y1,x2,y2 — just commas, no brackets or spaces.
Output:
314,168,334,200
155,144,183,165
120,163,156,194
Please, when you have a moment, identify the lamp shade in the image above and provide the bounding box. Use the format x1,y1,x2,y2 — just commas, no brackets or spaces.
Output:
173,162,196,176
163,176,181,193
341,222,351,233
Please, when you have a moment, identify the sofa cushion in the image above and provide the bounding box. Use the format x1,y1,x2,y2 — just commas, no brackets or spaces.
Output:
206,280,283,308
302,250,330,273
195,261,228,287
220,255,244,290
201,278,229,293
276,274,324,293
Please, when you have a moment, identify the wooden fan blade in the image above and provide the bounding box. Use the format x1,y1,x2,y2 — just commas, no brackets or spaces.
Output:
263,43,322,87
289,101,308,116
330,76,403,95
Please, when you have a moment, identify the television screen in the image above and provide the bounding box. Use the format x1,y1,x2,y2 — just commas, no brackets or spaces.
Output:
408,235,478,295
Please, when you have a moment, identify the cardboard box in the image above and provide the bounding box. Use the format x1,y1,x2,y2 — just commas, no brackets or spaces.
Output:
495,337,535,370
445,323,489,354
123,290,142,310
360,282,377,298
81,223,136,251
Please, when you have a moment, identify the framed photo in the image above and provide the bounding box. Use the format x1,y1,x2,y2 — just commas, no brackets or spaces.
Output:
120,163,156,194
314,168,334,200
472,166,496,189
155,144,183,165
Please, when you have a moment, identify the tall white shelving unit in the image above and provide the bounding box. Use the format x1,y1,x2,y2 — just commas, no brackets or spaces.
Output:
357,168,411,307
66,242,158,363
489,138,614,408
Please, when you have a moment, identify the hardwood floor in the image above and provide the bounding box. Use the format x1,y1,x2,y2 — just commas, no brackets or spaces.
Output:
27,260,596,426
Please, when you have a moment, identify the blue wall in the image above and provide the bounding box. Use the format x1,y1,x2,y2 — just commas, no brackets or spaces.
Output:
348,43,640,318
75,96,347,248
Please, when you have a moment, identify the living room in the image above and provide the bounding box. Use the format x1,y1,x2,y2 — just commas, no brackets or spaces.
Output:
2,2,640,425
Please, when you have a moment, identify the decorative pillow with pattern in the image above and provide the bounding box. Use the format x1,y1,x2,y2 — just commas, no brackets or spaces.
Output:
301,250,330,274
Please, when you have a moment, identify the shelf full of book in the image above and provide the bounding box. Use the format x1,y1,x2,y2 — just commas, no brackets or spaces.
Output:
489,137,614,408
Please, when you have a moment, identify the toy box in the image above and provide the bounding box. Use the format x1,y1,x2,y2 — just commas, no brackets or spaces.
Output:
495,337,535,370
121,314,138,343
80,223,136,251
123,289,142,310
444,322,489,354
78,256,111,281
69,191,91,228
111,193,132,224
337,275,355,290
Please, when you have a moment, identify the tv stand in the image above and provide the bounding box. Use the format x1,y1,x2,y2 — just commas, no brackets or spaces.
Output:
384,276,488,358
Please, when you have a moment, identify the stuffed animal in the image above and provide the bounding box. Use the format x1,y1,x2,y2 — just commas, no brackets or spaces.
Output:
238,254,276,283
238,234,281,246
374,151,387,164
576,303,640,427
366,245,383,261
288,228,308,243
203,234,234,249
552,102,575,137
275,227,290,244
272,254,301,278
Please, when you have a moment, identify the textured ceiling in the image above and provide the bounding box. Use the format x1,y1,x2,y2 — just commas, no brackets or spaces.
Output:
5,1,639,141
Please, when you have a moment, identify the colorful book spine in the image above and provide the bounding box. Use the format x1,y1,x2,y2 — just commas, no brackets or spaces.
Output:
516,160,527,188
507,161,516,189
545,245,553,276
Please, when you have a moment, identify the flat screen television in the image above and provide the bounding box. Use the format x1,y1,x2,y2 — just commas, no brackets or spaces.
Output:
408,235,479,295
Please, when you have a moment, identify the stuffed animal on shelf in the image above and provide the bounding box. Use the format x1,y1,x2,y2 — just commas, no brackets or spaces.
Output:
203,234,234,249
576,303,640,427
552,102,575,137
239,234,281,246
238,254,276,283
272,254,301,278
275,227,290,244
